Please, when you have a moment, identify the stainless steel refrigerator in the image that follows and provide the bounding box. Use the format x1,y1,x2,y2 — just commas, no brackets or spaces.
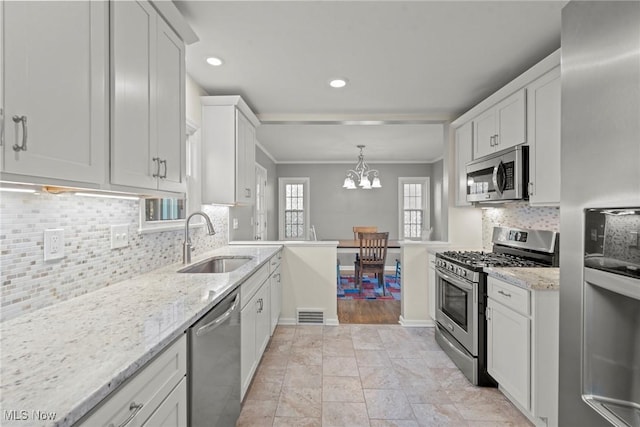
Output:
559,2,640,426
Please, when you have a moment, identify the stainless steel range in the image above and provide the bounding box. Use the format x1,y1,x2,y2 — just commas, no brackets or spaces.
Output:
435,226,559,386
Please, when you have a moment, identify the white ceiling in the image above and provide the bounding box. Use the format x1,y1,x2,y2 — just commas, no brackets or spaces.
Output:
175,1,566,163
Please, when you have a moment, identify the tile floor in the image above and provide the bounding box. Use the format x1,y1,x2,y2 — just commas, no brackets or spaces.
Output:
238,324,533,426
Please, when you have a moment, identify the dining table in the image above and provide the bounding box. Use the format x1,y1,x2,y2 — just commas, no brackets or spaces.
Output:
336,239,402,249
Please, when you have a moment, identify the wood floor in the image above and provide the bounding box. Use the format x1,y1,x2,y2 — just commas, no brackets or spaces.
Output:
337,299,401,324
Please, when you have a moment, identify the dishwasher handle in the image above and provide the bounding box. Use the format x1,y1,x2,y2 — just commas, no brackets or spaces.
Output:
196,293,240,337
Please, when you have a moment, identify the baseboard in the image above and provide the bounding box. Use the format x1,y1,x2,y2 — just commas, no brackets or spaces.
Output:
277,317,339,326
277,318,297,326
399,316,435,327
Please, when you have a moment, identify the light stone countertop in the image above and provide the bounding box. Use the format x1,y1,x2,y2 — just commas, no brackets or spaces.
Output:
0,244,281,427
484,267,560,290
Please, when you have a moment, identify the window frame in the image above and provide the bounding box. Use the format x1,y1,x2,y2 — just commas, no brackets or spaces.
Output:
398,177,430,240
278,177,310,241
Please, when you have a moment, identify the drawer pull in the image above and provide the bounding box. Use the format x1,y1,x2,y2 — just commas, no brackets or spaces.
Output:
498,290,512,298
109,401,144,427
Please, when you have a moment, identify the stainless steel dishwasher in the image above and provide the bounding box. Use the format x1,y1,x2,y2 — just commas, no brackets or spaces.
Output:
189,287,241,427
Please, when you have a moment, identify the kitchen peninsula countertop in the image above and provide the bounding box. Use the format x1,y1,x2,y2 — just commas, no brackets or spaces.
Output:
484,267,560,290
0,244,281,427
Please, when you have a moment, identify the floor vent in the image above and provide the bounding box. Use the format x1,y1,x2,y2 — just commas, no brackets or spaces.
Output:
296,309,325,325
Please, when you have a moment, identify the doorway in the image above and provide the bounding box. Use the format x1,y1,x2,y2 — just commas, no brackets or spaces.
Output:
254,164,267,240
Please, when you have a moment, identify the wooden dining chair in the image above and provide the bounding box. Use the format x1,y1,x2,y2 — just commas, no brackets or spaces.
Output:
354,232,389,295
352,226,378,240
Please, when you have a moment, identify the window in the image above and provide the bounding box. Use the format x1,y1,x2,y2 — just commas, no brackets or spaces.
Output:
279,177,310,240
398,177,430,240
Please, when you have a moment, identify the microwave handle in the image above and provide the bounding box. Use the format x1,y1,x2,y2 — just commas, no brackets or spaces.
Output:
492,161,507,195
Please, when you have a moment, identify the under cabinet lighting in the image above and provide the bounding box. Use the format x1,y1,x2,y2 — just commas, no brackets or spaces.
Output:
0,187,36,193
75,192,140,201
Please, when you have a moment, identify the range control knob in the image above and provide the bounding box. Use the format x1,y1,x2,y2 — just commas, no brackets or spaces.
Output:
460,269,467,278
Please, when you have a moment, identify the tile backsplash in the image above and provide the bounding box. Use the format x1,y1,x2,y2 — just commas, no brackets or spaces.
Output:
482,202,560,250
0,191,228,321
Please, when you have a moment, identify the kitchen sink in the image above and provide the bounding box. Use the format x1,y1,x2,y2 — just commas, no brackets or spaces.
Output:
178,256,253,274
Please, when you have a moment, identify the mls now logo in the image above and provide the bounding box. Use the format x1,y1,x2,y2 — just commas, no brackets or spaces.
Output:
4,410,57,421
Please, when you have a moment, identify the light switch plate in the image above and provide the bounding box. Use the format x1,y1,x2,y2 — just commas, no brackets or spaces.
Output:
233,218,239,230
111,224,129,249
44,229,64,261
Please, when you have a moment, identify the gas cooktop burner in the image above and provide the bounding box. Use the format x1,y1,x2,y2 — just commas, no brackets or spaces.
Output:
440,251,545,268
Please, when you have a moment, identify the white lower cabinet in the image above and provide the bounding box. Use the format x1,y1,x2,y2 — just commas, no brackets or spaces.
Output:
427,253,437,321
487,297,530,410
255,283,271,358
269,250,282,335
240,296,257,400
142,377,187,427
486,276,559,427
240,252,281,400
270,266,282,335
79,334,187,427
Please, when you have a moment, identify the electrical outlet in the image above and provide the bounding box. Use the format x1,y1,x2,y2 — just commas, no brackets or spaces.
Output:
111,224,129,249
233,218,239,230
44,229,65,261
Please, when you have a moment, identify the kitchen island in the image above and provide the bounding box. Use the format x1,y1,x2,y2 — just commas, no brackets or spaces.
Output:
0,245,281,427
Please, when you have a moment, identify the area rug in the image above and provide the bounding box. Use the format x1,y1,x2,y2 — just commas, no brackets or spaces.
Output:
337,274,401,300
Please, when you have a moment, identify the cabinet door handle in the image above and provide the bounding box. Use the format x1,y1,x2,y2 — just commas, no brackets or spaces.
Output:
152,157,161,178
489,136,494,147
108,401,144,427
498,290,512,298
245,188,251,198
159,159,167,179
494,134,499,146
528,182,534,196
486,307,491,321
12,115,28,152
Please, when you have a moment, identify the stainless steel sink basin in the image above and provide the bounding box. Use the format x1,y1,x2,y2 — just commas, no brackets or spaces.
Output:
178,256,253,274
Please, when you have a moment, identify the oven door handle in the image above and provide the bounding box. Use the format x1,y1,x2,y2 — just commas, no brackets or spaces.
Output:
436,269,474,291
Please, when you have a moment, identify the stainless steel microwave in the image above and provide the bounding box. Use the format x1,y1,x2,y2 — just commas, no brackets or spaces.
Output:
465,145,529,203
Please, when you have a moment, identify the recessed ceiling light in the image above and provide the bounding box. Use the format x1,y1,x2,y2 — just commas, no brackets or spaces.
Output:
329,79,347,88
206,57,223,66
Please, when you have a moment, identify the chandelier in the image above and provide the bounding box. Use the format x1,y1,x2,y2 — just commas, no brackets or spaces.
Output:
342,145,382,190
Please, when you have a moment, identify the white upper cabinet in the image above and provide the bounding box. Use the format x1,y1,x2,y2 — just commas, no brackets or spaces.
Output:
111,0,186,193
454,121,473,206
526,67,561,206
201,96,259,205
2,1,108,185
473,89,526,159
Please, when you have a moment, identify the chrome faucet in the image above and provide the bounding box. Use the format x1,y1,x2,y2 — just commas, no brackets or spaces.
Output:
183,212,216,264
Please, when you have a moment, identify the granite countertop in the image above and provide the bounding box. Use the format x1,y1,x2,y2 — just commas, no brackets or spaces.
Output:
0,244,281,427
484,267,560,290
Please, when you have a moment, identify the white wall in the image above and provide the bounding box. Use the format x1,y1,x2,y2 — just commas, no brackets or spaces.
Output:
276,163,435,240
279,243,338,325
186,74,208,126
